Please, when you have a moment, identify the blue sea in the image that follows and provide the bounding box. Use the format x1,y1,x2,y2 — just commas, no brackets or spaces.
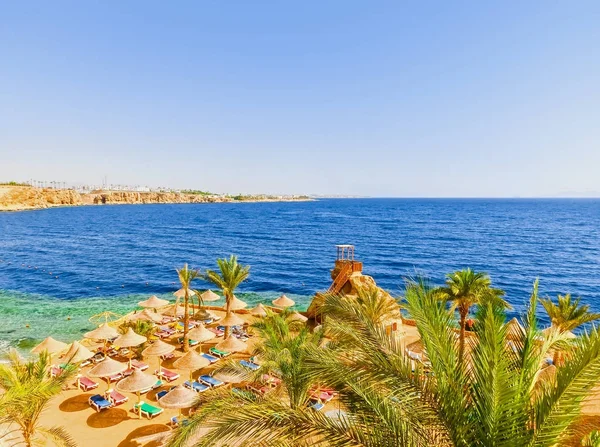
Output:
1,199,599,354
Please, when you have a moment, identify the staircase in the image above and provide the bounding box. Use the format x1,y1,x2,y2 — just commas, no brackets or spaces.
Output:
328,262,353,294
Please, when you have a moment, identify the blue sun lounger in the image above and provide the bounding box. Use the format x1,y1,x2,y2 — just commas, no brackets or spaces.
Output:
199,375,224,388
240,360,260,371
184,380,210,393
311,401,325,411
89,394,113,412
201,353,219,364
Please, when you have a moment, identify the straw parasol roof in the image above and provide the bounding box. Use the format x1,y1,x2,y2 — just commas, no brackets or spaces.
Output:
157,385,197,409
114,328,147,348
187,324,216,343
542,327,576,339
228,295,248,311
173,350,211,371
220,313,245,327
89,311,122,324
273,294,295,308
138,295,169,309
288,312,308,323
64,342,95,363
116,369,158,394
84,323,119,341
215,336,247,353
534,364,557,386
127,309,163,324
88,358,128,378
249,303,268,317
162,304,186,318
142,339,175,357
31,337,68,354
200,290,221,302
173,288,196,299
405,340,425,355
506,317,526,339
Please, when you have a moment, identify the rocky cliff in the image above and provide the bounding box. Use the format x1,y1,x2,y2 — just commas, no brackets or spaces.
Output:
0,186,310,211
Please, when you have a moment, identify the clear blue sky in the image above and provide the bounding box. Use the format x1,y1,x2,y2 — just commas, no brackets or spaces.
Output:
1,1,599,197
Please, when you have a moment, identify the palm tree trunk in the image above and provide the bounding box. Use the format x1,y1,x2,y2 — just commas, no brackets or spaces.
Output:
224,295,232,339
458,308,467,366
183,293,190,352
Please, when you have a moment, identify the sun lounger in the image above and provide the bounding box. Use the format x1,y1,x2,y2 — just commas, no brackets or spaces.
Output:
140,379,163,394
160,316,178,324
184,380,210,393
134,402,163,419
155,368,180,382
311,401,325,411
107,390,128,405
240,360,260,371
78,377,99,391
199,375,224,388
247,382,270,395
209,347,231,358
208,327,224,337
92,352,105,364
201,353,220,364
131,359,149,371
156,390,169,399
177,337,199,347
50,365,63,378
160,352,175,361
171,416,190,427
310,391,334,402
89,394,113,412
261,374,281,386
107,373,123,382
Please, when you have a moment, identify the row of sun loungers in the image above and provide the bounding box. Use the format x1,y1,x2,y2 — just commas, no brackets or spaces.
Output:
88,390,129,412
155,368,180,382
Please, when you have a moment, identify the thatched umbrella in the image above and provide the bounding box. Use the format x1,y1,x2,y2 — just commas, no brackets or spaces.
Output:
215,336,247,354
142,339,175,371
506,317,526,340
89,311,122,325
187,324,216,343
157,385,197,417
64,342,95,363
288,312,308,323
116,369,159,418
127,309,163,324
174,288,196,299
249,303,268,318
31,337,68,355
138,295,169,309
114,328,148,367
89,357,128,391
273,294,295,308
228,295,247,311
220,313,244,328
534,364,557,387
162,304,186,318
200,290,221,302
85,323,120,352
173,350,211,380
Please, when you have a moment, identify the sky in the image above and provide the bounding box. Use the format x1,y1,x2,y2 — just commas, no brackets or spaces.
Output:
1,1,599,197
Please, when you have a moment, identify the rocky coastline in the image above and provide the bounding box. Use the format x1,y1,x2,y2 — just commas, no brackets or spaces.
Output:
0,186,312,212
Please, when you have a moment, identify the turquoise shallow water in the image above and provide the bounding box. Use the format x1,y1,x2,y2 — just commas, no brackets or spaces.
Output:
1,198,599,355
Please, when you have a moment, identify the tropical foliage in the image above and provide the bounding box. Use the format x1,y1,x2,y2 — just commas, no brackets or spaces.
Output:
435,268,507,364
177,263,201,352
203,255,250,338
168,277,600,447
0,351,77,447
539,293,600,333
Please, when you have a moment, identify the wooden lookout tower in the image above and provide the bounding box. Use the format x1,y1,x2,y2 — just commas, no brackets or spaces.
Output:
329,245,363,295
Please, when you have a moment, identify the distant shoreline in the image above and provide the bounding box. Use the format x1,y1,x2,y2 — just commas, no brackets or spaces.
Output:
0,186,313,212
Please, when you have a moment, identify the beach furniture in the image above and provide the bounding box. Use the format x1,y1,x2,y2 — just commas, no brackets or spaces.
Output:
177,337,199,347
50,365,63,378
311,402,325,411
107,372,124,382
155,326,176,339
310,390,334,402
160,352,175,361
240,359,260,371
160,316,178,325
247,382,271,395
140,379,163,394
261,374,281,386
201,353,219,364
199,375,224,388
156,390,169,399
107,390,128,406
184,380,210,393
155,368,180,382
208,327,224,337
131,359,149,371
118,347,130,357
170,416,190,427
209,347,231,358
92,352,106,363
89,394,113,412
134,402,164,419
78,377,99,391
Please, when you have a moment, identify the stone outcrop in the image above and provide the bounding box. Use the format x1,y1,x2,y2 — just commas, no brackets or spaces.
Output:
0,186,310,211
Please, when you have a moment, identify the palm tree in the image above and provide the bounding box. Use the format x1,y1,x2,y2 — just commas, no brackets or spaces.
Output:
0,351,77,447
539,293,600,365
203,255,250,338
436,268,507,365
539,293,600,333
167,279,600,446
176,263,200,352
167,310,325,447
